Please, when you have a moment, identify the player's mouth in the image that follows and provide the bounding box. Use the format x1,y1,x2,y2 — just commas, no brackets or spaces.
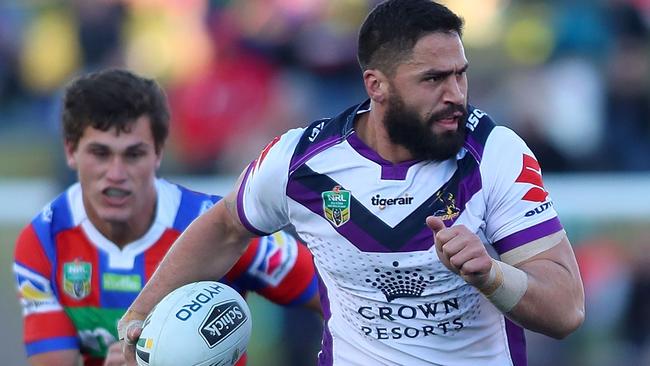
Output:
433,112,463,132
102,187,131,205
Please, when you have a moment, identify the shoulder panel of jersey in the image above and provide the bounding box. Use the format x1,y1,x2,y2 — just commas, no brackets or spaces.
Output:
289,101,363,174
463,106,497,162
13,188,79,356
480,120,563,256
237,101,366,236
15,188,76,302
225,230,317,305
170,180,223,231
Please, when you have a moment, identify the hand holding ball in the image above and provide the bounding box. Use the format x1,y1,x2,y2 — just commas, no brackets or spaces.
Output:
135,281,252,366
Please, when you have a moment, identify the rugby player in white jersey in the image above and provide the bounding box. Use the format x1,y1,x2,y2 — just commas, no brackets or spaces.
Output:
119,1,585,365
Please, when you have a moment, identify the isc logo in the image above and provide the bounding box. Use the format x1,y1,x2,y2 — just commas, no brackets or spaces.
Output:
308,121,326,142
466,109,485,131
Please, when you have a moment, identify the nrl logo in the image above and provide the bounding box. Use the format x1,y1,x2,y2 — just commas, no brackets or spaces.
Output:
63,260,92,300
322,185,351,227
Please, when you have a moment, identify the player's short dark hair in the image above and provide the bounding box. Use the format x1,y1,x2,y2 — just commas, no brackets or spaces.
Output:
62,68,170,153
358,0,464,75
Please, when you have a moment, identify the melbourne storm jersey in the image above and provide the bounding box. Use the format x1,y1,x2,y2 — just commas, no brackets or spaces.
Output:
13,179,317,366
237,101,563,366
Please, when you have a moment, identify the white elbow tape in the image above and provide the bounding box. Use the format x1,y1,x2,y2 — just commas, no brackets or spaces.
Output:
481,260,528,313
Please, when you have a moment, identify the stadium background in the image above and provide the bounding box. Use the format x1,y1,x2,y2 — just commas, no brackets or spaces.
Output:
0,0,649,365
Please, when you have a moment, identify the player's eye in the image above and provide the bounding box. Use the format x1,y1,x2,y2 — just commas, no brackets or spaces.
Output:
90,149,109,159
125,150,146,160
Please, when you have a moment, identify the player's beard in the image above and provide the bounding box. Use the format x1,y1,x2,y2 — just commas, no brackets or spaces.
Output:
383,92,467,162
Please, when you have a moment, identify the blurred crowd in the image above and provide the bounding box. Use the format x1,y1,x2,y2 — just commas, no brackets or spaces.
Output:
526,222,650,366
0,0,648,176
1,1,650,365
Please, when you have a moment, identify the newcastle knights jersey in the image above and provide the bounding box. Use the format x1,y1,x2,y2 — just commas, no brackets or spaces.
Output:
237,100,564,366
13,179,317,365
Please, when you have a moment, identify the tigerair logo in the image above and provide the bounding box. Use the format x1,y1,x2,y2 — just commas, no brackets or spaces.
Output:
371,194,413,210
516,154,548,202
365,261,436,302
433,192,460,221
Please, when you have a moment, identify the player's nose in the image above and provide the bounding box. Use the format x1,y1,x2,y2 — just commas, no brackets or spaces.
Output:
106,157,128,181
442,77,465,106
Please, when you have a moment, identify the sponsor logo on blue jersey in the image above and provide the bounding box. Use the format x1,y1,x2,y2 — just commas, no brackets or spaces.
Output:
13,263,60,314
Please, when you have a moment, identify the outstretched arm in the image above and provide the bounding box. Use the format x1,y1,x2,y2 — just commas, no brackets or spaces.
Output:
127,188,253,316
120,180,254,364
427,216,585,339
233,231,322,316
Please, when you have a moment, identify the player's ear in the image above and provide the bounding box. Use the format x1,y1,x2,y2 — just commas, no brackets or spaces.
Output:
363,69,389,104
155,148,163,169
64,139,78,170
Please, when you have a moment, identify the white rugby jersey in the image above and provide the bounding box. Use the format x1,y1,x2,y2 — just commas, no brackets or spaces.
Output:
237,101,563,366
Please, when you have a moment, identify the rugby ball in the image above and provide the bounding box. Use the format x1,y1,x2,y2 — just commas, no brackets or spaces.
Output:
135,281,252,366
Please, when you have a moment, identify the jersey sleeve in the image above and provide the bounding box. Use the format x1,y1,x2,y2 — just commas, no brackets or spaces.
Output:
237,129,305,235
13,224,79,357
481,127,564,262
225,230,318,306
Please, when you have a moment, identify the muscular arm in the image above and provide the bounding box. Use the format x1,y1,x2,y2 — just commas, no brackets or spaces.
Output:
429,217,585,339
127,185,254,316
507,235,585,339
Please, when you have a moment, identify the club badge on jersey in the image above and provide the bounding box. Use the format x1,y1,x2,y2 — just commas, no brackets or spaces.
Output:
432,192,460,222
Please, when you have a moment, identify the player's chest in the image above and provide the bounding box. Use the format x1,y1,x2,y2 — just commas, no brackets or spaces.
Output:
52,227,176,306
290,156,485,253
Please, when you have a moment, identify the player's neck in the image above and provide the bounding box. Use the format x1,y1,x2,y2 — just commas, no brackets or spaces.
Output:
355,108,415,164
101,220,150,248
86,201,157,249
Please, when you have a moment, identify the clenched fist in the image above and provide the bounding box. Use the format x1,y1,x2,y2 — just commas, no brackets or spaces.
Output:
426,216,494,291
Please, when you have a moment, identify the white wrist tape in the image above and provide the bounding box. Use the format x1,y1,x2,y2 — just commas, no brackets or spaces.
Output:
481,260,528,313
117,309,147,344
117,319,143,345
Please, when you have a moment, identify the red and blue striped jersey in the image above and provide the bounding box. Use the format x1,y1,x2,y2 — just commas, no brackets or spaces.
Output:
13,179,317,365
